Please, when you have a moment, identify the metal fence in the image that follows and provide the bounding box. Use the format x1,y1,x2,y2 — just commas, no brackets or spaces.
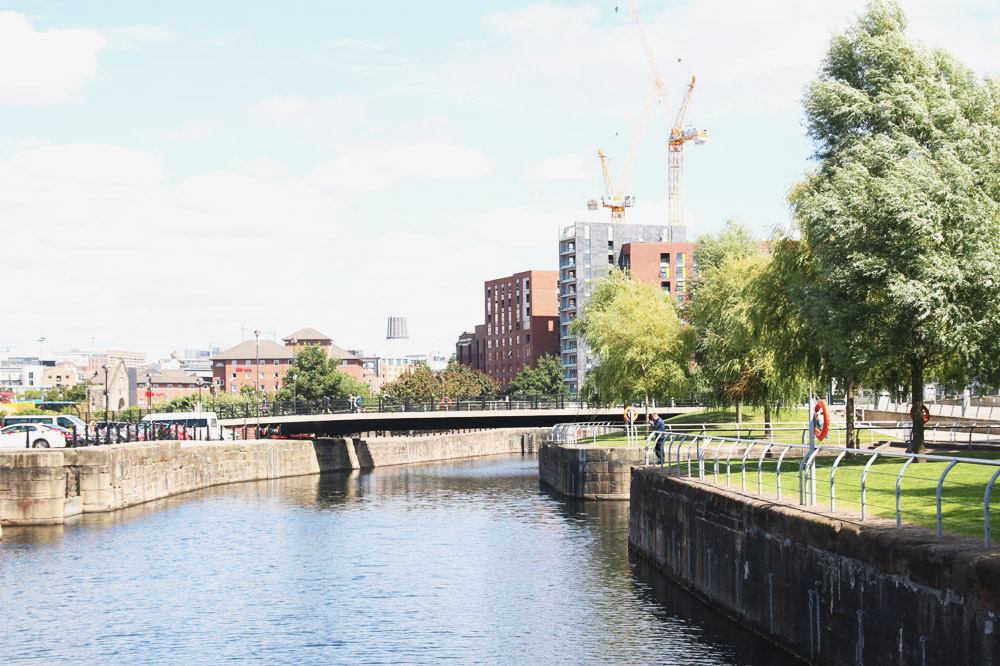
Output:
653,433,1000,549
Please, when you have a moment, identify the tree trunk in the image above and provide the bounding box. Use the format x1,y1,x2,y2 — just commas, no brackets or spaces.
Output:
845,374,856,450
763,402,772,440
736,400,743,424
911,359,925,455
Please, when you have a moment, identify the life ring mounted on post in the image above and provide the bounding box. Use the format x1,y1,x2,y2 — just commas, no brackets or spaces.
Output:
813,400,830,441
441,396,452,408
623,406,637,424
910,404,931,424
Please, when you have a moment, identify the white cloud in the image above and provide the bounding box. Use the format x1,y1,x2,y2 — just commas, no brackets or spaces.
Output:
247,94,373,141
523,153,594,184
103,24,173,49
0,12,106,106
173,118,214,140
310,139,492,193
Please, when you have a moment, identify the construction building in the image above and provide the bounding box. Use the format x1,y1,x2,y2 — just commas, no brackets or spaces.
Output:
558,221,692,395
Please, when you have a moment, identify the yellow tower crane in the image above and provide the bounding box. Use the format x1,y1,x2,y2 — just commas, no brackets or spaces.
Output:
587,84,657,222
624,0,708,227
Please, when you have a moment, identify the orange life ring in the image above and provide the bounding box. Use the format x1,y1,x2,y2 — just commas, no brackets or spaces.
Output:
623,406,637,423
441,396,452,407
89,419,96,429
813,400,830,441
909,404,931,424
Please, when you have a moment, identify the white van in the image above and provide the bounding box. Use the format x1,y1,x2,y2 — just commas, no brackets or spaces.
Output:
2,413,88,432
139,412,230,440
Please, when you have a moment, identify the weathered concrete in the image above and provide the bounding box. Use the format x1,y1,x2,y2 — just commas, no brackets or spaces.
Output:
538,442,645,499
0,428,547,527
629,468,1000,666
360,428,541,468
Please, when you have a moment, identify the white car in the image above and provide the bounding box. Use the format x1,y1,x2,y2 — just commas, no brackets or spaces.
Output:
0,424,67,449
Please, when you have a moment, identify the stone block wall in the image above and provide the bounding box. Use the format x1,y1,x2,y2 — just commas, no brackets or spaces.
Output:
629,469,1000,666
0,428,549,527
538,442,645,499
358,428,545,467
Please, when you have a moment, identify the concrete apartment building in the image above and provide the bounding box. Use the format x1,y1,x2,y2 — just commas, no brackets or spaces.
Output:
479,270,560,386
558,221,691,395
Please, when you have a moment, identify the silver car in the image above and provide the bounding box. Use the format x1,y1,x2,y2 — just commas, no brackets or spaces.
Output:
0,424,67,449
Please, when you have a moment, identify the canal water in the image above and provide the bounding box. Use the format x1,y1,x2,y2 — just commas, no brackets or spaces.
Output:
0,454,802,665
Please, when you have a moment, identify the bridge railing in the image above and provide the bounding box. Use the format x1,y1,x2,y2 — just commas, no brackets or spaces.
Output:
650,434,1000,549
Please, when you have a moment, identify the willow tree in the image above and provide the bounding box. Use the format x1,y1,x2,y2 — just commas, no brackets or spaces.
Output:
791,0,1000,454
571,268,693,421
689,223,811,432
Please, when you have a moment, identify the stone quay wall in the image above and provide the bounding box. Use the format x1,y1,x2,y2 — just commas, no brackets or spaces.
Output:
0,428,548,528
538,442,646,500
629,468,1000,666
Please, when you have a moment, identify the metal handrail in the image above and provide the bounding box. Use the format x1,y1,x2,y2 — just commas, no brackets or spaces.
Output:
635,433,1000,549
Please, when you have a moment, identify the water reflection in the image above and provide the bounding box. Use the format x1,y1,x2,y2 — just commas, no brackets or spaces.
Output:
0,454,801,665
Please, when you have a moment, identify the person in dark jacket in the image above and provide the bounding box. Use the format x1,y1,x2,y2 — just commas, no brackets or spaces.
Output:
650,412,666,464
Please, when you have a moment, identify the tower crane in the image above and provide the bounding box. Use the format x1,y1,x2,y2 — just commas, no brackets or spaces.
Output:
624,0,708,227
587,83,658,222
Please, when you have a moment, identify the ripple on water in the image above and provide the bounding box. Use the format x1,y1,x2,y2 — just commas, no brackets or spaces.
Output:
0,454,802,666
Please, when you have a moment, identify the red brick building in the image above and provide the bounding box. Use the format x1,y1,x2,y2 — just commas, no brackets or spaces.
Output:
620,241,698,306
282,327,378,387
211,339,293,395
137,368,207,407
455,324,487,371
480,270,560,386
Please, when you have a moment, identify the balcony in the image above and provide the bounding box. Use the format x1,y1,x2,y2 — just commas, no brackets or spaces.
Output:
560,243,576,255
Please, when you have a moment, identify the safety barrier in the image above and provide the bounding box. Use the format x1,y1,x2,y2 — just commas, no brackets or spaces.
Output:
655,434,1000,549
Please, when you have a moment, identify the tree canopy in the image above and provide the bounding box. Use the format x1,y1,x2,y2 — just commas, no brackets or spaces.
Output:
503,354,568,396
791,0,1000,452
689,221,810,427
274,344,368,402
381,359,499,398
571,267,693,419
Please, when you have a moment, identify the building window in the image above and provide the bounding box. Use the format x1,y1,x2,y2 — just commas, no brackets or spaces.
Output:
231,360,237,366
231,374,236,380
661,281,671,292
525,334,531,343
274,360,279,365
274,372,279,378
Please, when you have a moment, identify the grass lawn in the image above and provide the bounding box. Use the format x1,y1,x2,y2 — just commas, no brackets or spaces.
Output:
662,444,1000,542
589,406,899,448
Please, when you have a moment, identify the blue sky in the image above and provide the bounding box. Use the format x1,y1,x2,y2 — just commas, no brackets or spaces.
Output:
2,1,999,361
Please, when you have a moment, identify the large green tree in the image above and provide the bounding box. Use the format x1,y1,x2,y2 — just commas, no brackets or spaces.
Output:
570,267,693,421
503,354,569,396
275,344,368,402
689,222,811,431
791,0,1000,454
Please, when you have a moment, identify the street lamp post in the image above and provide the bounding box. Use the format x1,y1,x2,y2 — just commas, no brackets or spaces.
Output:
102,364,109,422
254,330,261,438
291,337,297,414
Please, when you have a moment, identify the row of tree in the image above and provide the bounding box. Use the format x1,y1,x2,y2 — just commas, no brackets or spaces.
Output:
573,1,1000,454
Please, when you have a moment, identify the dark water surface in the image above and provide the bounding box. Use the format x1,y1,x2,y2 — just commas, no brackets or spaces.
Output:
0,454,802,665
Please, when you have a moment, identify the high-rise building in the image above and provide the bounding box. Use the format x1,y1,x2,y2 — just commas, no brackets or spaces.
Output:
481,270,559,386
558,222,693,395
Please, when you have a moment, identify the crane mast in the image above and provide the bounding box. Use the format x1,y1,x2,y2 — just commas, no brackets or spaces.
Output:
625,0,708,227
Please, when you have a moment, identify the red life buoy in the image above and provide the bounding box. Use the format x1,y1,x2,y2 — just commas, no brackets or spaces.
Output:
623,406,637,423
813,400,830,441
909,404,931,424
441,396,452,407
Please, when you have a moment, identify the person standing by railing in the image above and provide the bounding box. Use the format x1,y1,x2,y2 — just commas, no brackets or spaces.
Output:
650,412,666,464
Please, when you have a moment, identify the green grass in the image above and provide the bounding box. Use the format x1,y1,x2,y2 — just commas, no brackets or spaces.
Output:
663,446,1000,541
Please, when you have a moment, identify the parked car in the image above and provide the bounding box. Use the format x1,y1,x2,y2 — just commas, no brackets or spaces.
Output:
1,413,88,432
0,424,67,449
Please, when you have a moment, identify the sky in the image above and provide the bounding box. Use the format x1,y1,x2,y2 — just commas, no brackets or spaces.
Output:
2,0,999,361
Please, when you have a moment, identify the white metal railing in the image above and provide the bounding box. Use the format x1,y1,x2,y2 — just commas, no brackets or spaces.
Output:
657,434,1000,549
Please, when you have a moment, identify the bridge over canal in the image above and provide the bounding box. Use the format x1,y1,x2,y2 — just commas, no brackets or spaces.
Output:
219,405,703,437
